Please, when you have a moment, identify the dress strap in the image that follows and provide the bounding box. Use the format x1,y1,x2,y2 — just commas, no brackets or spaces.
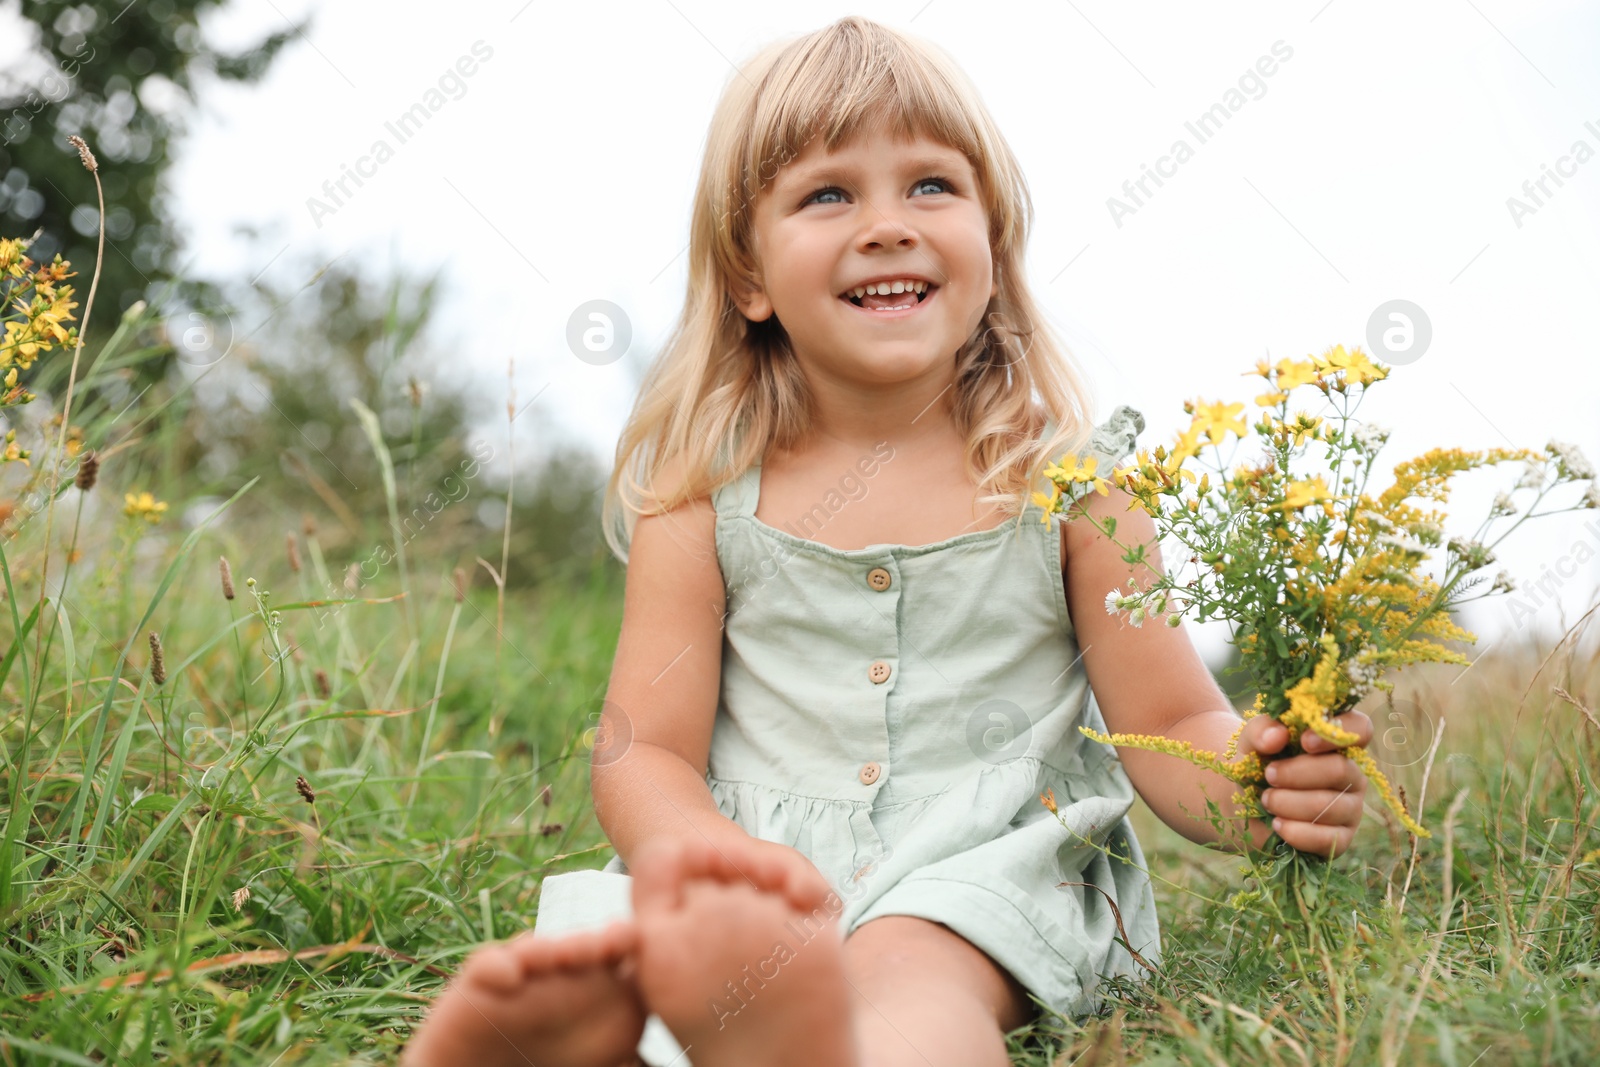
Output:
711,456,761,520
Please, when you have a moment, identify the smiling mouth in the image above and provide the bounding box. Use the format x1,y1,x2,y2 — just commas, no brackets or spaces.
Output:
841,286,937,312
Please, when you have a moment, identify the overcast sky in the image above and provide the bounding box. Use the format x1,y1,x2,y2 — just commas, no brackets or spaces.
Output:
10,0,1599,660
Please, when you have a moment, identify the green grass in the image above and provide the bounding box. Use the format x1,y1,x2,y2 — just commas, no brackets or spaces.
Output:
2,499,630,1064
3,499,1596,1065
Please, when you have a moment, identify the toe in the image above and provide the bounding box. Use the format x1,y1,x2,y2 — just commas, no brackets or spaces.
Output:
679,836,746,885
630,837,690,917
596,919,638,963
507,931,565,974
458,943,521,994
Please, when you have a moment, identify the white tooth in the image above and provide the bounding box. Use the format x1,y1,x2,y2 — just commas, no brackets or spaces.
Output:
915,281,926,293
891,280,906,293
853,287,866,298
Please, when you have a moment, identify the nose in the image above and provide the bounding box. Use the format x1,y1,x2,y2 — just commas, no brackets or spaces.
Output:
855,200,920,252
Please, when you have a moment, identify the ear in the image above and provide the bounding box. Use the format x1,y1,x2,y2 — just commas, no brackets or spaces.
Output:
730,275,774,322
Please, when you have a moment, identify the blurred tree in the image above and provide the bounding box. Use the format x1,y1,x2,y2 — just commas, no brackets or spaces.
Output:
473,440,610,590
188,261,486,538
0,0,298,378
182,260,607,592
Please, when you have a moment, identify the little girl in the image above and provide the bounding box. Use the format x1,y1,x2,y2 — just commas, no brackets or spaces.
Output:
404,15,1373,1067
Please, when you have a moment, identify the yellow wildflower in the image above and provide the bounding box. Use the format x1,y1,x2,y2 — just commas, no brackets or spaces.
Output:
123,491,168,524
1163,459,1197,490
1170,420,1206,463
1032,483,1062,524
1190,400,1250,444
1079,725,1265,786
1222,718,1245,761
1281,476,1332,510
0,238,26,277
1314,344,1388,388
1348,745,1427,836
1256,389,1289,408
1275,358,1319,391
1043,453,1112,497
1283,413,1322,447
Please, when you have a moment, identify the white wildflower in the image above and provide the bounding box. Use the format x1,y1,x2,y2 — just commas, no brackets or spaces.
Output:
1490,570,1516,594
1447,536,1495,570
1516,457,1547,490
1378,531,1428,557
1407,520,1444,546
1128,606,1147,628
1546,440,1596,481
1344,652,1381,701
1489,492,1517,519
1584,483,1600,509
1104,589,1123,615
1353,422,1390,452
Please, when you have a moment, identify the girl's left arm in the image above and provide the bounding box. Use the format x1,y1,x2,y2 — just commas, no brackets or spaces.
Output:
1060,483,1372,859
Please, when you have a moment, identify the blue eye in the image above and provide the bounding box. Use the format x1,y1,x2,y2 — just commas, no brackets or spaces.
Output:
804,175,956,206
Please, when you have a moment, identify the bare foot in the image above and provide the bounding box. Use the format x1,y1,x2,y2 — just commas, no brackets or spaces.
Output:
402,919,646,1067
631,837,859,1067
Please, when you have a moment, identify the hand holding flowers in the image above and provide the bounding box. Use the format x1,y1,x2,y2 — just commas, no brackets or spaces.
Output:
1035,344,1598,855
1237,710,1373,859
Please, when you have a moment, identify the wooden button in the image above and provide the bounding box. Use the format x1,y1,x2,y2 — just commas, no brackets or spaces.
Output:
867,567,892,591
868,660,892,684
858,761,881,785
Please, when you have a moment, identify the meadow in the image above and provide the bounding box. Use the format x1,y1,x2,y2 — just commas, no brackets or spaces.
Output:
1,245,1597,1066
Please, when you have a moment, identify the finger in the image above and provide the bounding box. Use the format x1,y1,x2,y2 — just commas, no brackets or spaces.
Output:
1265,752,1370,791
1338,709,1374,746
1271,817,1357,860
1260,786,1365,828
1239,714,1288,757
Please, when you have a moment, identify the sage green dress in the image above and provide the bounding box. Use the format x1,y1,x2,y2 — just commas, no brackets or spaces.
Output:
534,405,1160,1065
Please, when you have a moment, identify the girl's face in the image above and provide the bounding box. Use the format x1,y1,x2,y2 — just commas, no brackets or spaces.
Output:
734,129,996,397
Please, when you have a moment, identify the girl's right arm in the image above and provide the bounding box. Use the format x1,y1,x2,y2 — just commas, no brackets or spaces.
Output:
589,472,751,867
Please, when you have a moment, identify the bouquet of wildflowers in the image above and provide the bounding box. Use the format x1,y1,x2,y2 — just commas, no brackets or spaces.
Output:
1034,345,1598,845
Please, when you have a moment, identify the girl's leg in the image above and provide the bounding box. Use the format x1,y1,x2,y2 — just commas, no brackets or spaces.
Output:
842,916,1035,1067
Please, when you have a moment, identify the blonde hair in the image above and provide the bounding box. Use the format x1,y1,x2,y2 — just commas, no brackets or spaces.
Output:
601,15,1100,564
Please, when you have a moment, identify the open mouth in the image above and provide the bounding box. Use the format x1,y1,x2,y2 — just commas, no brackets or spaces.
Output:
840,284,938,314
